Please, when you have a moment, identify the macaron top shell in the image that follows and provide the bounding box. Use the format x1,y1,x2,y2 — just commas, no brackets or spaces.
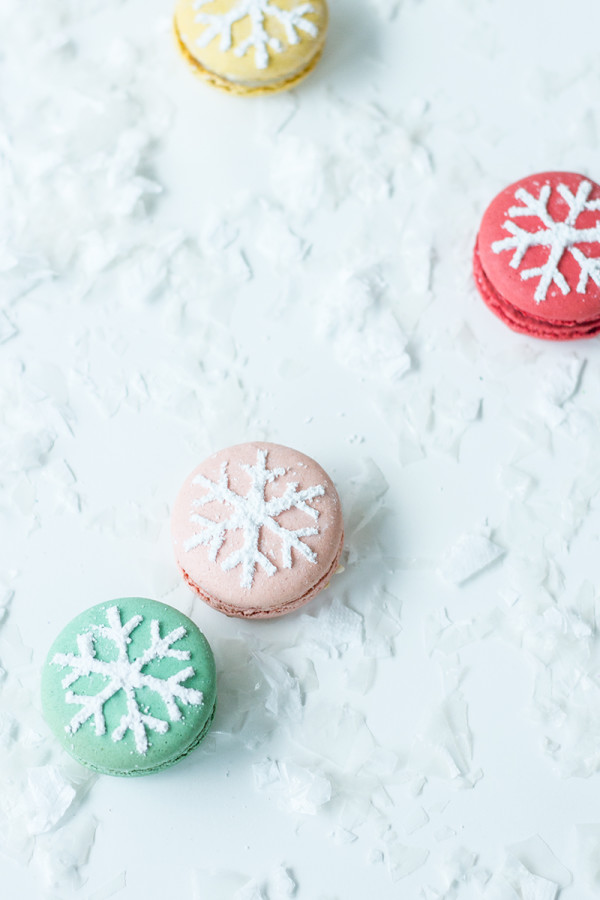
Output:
41,598,216,776
174,0,328,88
172,442,343,617
477,171,600,325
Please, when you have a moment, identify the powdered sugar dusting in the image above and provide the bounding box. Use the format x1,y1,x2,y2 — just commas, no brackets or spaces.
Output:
51,605,203,754
184,448,325,588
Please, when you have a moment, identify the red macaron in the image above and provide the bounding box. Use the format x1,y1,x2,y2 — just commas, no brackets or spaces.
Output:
474,171,600,340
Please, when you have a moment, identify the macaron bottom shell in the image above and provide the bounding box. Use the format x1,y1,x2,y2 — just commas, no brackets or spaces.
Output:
56,697,217,778
180,528,345,619
173,20,325,95
473,241,600,341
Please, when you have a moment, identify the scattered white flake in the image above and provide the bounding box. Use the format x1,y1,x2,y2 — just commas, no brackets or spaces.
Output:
486,857,561,900
501,580,600,776
438,533,505,584
345,658,376,694
425,608,499,656
404,807,429,835
409,692,477,787
576,824,600,889
88,871,127,900
363,747,398,778
252,651,303,723
506,835,572,889
434,826,456,842
497,465,535,500
409,775,427,797
0,625,33,669
268,865,297,899
300,594,364,658
192,869,248,900
0,712,18,748
35,814,97,890
0,310,17,343
508,867,559,900
270,136,330,217
301,703,376,771
255,205,307,266
24,766,76,836
331,827,358,845
384,834,429,881
455,322,480,363
344,456,389,533
337,793,373,834
318,265,411,384
253,759,331,815
234,880,267,900
536,355,585,426
363,591,402,659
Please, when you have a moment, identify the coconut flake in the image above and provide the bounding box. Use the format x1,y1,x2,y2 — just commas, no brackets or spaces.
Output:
0,310,17,343
268,865,297,899
88,872,127,900
536,354,585,426
506,835,572,889
192,869,248,900
318,265,411,384
234,880,268,900
438,533,505,584
35,814,97,890
252,651,303,724
409,692,477,787
383,834,429,881
23,766,76,836
300,594,364,658
253,759,332,815
576,824,600,889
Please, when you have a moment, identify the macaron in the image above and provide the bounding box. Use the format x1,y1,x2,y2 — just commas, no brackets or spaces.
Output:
41,598,216,776
172,442,344,618
474,171,600,340
173,0,328,95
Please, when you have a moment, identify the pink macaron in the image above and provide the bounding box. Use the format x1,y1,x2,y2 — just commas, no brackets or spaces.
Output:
474,171,600,340
171,442,344,619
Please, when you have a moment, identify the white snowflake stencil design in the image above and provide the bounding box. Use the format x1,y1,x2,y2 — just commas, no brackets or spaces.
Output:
51,607,203,754
492,179,600,303
184,448,325,589
192,0,319,70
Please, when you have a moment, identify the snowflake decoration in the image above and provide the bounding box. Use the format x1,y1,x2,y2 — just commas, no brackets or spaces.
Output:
51,607,203,754
492,179,600,303
184,448,325,589
192,0,319,70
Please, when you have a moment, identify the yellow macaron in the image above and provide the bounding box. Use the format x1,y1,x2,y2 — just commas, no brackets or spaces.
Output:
174,0,328,95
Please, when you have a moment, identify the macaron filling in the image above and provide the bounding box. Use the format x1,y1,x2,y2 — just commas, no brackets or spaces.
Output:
174,18,325,91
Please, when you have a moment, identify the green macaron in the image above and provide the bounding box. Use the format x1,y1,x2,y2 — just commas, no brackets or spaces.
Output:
41,597,216,776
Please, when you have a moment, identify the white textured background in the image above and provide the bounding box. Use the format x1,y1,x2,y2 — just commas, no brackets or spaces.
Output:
2,0,600,898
